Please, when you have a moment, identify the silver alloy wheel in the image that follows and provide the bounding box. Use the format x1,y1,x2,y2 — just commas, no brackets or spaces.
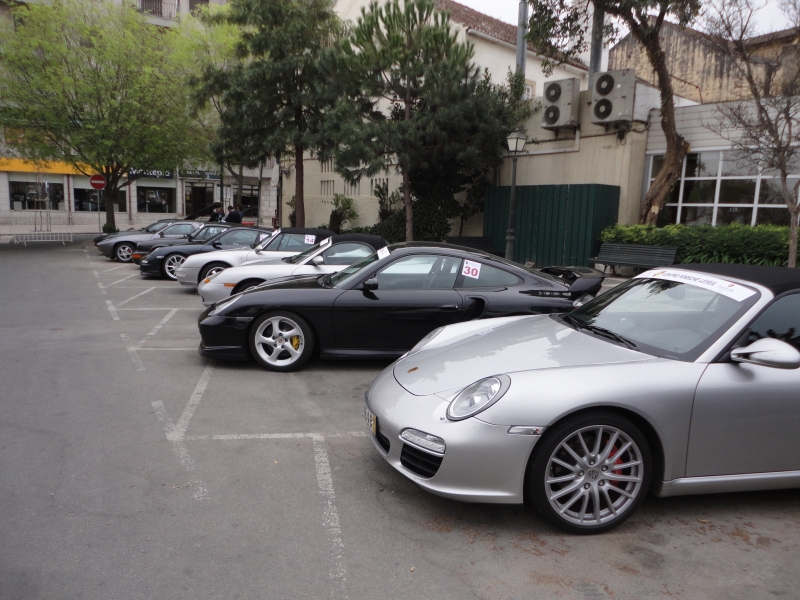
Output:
116,244,133,262
163,255,185,280
545,425,644,527
205,265,226,278
252,315,305,367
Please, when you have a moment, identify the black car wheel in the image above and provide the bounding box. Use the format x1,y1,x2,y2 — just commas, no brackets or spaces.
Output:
232,279,265,295
200,261,230,282
115,243,134,262
249,311,314,372
161,254,186,280
528,412,651,534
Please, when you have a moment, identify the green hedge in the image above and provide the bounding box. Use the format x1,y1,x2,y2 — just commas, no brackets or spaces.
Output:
600,223,791,267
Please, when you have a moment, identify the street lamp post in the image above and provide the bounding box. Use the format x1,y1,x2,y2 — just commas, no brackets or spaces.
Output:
504,130,527,261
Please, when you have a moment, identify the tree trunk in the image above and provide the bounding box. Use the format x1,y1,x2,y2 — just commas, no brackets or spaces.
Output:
104,169,116,230
789,213,798,269
236,163,244,208
294,143,305,228
402,169,413,241
636,32,689,225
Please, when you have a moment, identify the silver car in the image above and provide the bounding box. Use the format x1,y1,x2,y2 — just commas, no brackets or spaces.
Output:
364,264,800,534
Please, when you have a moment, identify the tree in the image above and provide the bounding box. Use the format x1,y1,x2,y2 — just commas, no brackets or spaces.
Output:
526,0,700,225
325,0,530,241
702,0,800,267
0,0,199,229
204,0,342,227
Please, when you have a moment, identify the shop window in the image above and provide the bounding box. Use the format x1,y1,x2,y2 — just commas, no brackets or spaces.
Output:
138,187,175,213
685,152,720,178
718,180,756,204
715,206,753,226
74,189,127,212
680,206,714,226
719,152,753,176
9,182,65,210
234,184,259,217
682,180,716,204
755,207,792,226
759,178,800,204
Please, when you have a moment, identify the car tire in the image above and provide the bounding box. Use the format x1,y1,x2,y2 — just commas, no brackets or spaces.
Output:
528,411,652,534
232,279,265,295
161,254,186,280
199,262,230,282
249,311,315,372
115,243,134,263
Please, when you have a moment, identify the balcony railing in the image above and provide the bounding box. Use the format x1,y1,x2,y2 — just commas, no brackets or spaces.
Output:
136,0,178,21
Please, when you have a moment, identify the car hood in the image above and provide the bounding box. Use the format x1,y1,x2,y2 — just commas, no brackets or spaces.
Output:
240,275,322,297
99,233,155,246
393,315,651,396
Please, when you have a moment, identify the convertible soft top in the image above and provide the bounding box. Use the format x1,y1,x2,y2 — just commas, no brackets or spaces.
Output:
674,264,800,296
328,233,388,250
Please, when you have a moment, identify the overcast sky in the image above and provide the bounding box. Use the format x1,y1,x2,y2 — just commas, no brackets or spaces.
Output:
455,0,789,34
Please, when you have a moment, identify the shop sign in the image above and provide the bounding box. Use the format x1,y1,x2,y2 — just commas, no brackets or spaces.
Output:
129,168,174,179
178,169,221,180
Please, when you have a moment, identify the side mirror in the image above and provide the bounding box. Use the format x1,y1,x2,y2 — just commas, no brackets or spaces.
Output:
212,241,221,249
731,338,800,369
311,255,324,266
569,277,602,299
362,278,379,291
159,232,165,237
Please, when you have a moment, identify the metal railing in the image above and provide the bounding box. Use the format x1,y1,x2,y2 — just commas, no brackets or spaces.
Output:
12,210,74,245
136,0,179,21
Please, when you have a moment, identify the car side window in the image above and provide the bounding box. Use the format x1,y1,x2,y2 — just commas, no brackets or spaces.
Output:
321,243,373,266
375,255,461,290
746,293,800,351
278,233,313,251
225,230,258,246
458,263,522,288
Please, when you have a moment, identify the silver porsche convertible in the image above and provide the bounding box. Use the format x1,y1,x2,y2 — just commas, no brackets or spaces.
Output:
364,264,800,534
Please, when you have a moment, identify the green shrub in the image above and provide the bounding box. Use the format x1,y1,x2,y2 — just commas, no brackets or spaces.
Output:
102,222,119,234
327,194,358,234
600,223,791,266
342,198,453,244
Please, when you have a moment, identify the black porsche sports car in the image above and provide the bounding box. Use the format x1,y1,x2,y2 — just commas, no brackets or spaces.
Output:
139,225,273,280
197,242,605,372
131,223,233,264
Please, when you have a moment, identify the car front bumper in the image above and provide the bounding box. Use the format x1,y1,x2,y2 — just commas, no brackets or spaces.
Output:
197,310,250,361
96,243,115,258
198,281,230,307
365,366,539,504
139,257,163,277
176,266,201,287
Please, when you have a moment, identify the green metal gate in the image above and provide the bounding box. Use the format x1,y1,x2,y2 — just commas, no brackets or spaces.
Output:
484,184,620,267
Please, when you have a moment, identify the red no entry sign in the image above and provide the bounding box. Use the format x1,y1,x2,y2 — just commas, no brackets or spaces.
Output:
89,175,106,190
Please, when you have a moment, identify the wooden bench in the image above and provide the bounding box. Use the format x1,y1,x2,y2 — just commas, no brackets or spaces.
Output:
590,243,678,273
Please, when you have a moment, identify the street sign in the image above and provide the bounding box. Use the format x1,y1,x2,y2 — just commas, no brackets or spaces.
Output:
89,175,106,190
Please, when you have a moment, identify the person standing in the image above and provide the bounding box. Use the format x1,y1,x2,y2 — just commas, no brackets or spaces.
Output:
225,206,242,224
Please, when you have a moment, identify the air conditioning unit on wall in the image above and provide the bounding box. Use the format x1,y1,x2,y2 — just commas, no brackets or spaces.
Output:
541,78,580,130
591,69,636,124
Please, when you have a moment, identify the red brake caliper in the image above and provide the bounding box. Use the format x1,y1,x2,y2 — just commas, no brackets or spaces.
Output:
607,445,624,487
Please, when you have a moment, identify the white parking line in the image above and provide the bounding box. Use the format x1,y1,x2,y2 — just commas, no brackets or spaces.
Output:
98,274,136,289
106,300,120,321
152,400,209,501
313,436,348,594
128,347,145,372
102,265,127,273
173,363,214,440
117,287,156,306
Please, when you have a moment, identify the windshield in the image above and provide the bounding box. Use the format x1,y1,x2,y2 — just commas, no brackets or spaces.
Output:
567,276,759,361
329,252,382,287
144,222,170,233
286,242,323,264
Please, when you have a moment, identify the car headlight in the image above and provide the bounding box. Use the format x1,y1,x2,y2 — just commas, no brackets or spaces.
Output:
209,294,241,316
446,375,511,421
406,327,444,357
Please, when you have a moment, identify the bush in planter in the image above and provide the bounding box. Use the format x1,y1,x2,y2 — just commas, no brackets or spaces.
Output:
102,222,119,234
600,223,791,266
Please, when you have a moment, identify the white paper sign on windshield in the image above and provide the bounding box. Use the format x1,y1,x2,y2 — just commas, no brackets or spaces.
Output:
271,228,281,237
305,234,316,244
638,269,757,302
377,247,390,260
462,259,482,279
320,236,331,247
258,233,268,242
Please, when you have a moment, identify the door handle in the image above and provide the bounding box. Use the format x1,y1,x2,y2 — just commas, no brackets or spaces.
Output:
439,304,459,311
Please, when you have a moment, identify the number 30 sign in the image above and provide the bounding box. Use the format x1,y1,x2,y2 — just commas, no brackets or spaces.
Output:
462,259,481,279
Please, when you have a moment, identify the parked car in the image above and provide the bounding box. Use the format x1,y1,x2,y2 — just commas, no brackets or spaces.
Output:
196,242,604,371
139,226,273,280
96,221,204,262
131,223,233,265
175,227,335,288
93,219,176,245
364,263,800,534
198,234,388,306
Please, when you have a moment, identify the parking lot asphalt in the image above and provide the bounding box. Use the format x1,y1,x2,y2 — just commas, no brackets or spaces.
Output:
1,241,799,600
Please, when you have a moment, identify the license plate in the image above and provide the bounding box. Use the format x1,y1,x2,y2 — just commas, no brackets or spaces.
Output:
365,407,377,434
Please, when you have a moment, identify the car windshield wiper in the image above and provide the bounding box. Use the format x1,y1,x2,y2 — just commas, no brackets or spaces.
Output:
581,324,637,350
562,313,583,330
